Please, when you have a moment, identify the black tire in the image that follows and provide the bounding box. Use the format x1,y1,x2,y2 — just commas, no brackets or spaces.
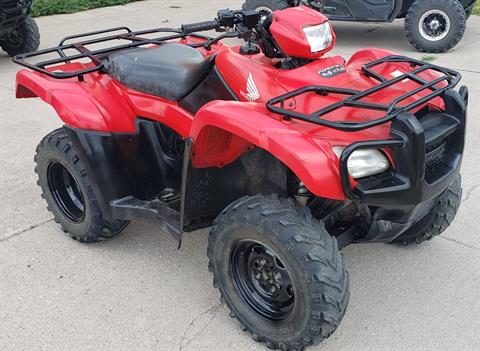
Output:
391,175,462,246
0,16,40,57
242,0,290,12
35,128,129,243
208,195,349,350
404,0,466,53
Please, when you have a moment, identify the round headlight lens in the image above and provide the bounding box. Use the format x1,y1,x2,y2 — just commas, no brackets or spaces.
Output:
333,146,390,179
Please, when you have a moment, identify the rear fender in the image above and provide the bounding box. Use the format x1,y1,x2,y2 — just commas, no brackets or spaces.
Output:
190,101,345,200
16,69,137,132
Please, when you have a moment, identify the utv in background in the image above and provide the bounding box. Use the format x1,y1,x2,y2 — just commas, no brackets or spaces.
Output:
0,0,40,56
243,0,476,53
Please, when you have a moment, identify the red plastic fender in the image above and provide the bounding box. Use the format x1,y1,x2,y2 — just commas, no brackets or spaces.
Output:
190,101,346,200
15,69,137,132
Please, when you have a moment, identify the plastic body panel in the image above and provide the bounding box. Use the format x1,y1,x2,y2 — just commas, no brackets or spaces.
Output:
15,25,460,203
269,6,335,59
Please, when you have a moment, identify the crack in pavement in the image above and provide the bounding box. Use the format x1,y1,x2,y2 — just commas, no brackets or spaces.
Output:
461,184,480,204
0,218,54,244
178,303,225,351
439,236,480,252
452,68,480,74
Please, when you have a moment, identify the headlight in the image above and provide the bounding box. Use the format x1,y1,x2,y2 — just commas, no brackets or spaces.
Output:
333,146,390,179
302,22,333,53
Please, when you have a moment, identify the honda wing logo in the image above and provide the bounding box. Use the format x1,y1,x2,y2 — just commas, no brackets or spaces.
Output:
240,73,260,102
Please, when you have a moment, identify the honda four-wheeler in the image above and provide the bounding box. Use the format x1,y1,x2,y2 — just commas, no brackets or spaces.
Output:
243,0,475,53
0,0,39,56
14,5,467,350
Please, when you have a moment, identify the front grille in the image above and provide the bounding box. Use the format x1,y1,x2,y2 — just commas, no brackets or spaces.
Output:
425,138,448,183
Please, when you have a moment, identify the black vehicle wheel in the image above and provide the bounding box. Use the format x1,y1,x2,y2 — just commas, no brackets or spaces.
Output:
0,16,40,56
404,0,466,53
391,175,462,246
242,0,289,16
35,128,129,243
208,195,349,350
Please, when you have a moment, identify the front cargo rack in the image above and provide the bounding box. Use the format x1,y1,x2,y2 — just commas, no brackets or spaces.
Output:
12,26,216,80
267,56,461,132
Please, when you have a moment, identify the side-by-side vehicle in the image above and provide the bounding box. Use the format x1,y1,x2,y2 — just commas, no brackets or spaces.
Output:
243,0,475,52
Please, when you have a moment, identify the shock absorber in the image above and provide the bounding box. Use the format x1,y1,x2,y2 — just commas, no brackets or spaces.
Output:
292,180,310,205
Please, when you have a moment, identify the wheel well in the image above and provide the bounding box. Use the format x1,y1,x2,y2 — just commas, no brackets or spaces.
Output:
16,84,37,98
183,147,289,231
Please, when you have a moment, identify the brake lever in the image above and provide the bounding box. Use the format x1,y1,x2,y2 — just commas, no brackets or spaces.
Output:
203,31,240,50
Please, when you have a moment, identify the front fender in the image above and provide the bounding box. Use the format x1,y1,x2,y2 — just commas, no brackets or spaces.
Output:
16,69,137,132
190,101,345,200
347,48,396,67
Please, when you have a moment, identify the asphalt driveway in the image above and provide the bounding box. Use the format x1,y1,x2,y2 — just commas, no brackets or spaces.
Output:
1,1,479,350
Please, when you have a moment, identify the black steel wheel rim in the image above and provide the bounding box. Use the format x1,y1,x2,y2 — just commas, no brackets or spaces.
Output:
231,240,295,321
47,161,85,222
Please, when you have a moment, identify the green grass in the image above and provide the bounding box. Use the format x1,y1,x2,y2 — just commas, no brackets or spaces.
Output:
421,55,437,63
473,1,480,16
31,0,143,17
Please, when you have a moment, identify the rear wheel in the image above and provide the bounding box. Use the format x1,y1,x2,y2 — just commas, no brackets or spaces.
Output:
208,195,349,350
35,128,129,243
0,16,40,56
404,0,466,53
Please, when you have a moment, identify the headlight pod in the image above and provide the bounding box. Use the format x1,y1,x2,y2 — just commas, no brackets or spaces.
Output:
333,146,390,179
302,22,333,53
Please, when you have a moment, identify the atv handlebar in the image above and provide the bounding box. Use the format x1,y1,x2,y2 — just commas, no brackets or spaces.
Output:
181,9,261,35
181,20,219,34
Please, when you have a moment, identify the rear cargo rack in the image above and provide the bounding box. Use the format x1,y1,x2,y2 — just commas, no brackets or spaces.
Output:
267,56,461,132
13,26,214,80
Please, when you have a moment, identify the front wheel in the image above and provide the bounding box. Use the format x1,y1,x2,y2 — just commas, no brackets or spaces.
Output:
404,0,466,53
208,195,349,350
0,16,40,56
391,175,462,246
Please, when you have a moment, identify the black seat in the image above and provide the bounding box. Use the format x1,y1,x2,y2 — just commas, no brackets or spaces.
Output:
105,43,214,101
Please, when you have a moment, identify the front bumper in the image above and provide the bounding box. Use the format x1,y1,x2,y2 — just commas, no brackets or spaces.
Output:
340,88,468,242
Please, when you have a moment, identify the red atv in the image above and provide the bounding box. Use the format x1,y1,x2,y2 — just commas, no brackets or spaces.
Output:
14,6,467,350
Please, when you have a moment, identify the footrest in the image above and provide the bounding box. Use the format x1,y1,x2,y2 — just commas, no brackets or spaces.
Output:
110,191,181,238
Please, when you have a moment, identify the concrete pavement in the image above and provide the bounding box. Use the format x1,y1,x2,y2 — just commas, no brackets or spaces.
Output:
1,1,479,350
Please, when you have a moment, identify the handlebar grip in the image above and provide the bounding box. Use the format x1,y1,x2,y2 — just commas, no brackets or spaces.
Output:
181,20,219,34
